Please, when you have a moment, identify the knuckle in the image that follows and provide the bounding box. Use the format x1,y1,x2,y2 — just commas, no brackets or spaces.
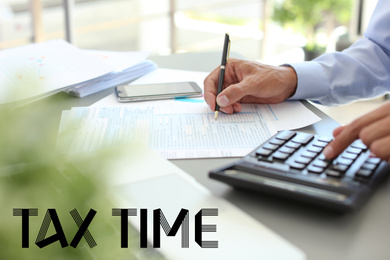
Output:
203,75,211,87
348,119,364,135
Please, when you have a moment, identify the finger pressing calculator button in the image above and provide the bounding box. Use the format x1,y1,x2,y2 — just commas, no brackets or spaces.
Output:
316,153,328,161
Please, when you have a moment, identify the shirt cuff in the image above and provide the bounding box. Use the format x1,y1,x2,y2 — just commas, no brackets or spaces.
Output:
287,62,329,101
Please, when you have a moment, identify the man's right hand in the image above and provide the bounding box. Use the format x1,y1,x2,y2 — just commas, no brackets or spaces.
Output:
203,58,298,114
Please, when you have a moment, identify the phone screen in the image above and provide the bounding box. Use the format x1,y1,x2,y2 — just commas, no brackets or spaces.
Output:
123,82,199,97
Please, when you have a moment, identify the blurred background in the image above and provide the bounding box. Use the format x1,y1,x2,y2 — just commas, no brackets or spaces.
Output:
0,0,385,124
0,0,378,62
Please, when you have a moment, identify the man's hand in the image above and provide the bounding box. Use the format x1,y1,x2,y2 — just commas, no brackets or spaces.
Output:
323,101,390,163
204,59,298,114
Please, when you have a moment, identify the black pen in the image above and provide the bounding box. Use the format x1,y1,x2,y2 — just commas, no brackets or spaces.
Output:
215,33,231,120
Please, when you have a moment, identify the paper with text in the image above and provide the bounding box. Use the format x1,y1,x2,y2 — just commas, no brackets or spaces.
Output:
91,69,320,131
58,103,276,159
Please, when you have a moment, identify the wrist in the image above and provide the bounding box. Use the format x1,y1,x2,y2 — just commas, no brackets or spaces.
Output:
279,64,298,98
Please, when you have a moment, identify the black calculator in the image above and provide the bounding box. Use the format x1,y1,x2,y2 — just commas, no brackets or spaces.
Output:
209,130,390,212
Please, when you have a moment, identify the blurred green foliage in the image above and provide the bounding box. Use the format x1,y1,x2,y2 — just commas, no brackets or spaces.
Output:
184,11,258,27
273,0,352,29
273,0,353,54
0,101,156,259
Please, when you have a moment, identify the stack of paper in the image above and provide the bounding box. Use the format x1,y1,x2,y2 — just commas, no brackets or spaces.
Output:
0,39,156,105
65,50,157,97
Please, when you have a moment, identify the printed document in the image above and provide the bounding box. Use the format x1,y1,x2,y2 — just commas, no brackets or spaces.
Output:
58,102,276,159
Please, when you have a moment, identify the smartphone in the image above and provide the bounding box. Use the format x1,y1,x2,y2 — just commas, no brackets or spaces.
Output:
115,81,203,102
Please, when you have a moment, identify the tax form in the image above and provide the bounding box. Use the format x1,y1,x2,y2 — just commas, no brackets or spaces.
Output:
58,102,276,159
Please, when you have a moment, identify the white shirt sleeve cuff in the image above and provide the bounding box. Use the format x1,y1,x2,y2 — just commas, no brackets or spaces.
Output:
287,62,329,101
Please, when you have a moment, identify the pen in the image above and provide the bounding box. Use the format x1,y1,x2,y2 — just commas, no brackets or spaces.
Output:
215,33,231,120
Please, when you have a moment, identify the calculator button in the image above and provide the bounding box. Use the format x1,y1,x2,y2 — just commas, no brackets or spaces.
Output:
329,164,348,173
255,161,290,172
263,143,279,151
295,156,312,165
351,140,367,150
278,146,295,154
272,151,290,161
335,157,354,166
257,156,273,163
312,160,329,168
288,161,306,170
285,141,301,149
316,153,329,161
355,169,373,178
341,152,358,160
326,169,343,178
255,148,273,156
307,146,323,154
366,157,381,165
346,147,362,155
307,165,323,174
317,136,333,143
275,130,296,141
361,163,377,171
269,138,285,146
312,141,328,148
291,133,314,145
301,151,317,159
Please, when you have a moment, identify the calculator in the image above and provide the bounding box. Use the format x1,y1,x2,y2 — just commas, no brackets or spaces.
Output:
209,130,390,212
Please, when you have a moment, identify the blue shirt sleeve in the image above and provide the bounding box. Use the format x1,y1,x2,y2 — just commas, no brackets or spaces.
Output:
288,0,390,106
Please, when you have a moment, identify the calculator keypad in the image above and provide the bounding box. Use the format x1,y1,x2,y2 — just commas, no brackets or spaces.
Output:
249,130,382,185
210,130,390,211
